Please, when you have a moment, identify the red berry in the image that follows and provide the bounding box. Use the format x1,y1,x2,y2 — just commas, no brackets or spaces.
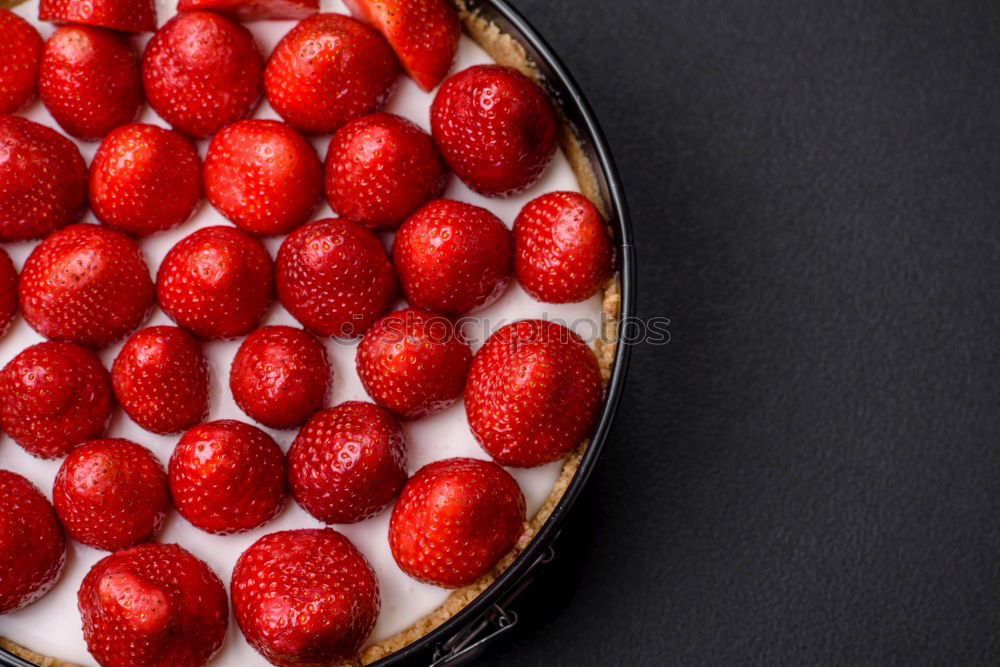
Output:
40,0,156,33
392,199,512,316
53,438,169,551
0,115,87,243
325,112,447,230
0,248,17,337
288,401,406,524
465,319,602,467
276,218,396,338
177,0,318,20
431,65,559,197
232,529,379,665
0,342,112,459
514,191,614,304
142,11,263,138
230,326,331,429
90,124,202,236
169,420,287,535
0,10,43,115
112,326,209,435
264,13,400,135
356,308,472,420
0,471,66,614
79,543,228,667
157,226,273,340
205,119,322,236
389,457,525,588
39,26,142,141
19,223,154,348
344,0,459,92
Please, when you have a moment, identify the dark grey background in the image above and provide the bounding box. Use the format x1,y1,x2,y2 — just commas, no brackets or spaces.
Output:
480,0,1000,665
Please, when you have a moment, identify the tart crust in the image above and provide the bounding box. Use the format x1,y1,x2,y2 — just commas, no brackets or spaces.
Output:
0,3,622,665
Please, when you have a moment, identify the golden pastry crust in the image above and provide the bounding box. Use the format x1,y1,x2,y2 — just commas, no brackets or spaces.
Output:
0,3,622,666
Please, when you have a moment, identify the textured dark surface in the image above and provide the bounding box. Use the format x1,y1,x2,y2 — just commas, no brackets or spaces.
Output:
478,0,1000,665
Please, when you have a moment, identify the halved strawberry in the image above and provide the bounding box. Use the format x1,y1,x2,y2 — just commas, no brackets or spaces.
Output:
0,342,113,460
53,438,169,551
0,249,17,338
79,543,228,667
90,123,203,237
389,457,525,588
465,319,603,467
112,326,210,435
0,115,87,243
0,10,44,115
345,0,460,92
169,420,287,535
19,223,154,349
39,26,142,141
40,0,157,33
264,13,400,135
142,11,263,138
0,471,66,614
177,0,318,21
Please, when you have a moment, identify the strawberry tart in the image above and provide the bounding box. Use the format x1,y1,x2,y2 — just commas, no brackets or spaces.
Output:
0,0,623,665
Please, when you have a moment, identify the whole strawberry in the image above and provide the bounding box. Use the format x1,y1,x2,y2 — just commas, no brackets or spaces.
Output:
0,10,43,115
53,438,169,551
0,471,66,614
465,319,602,467
432,65,559,197
276,218,395,338
90,124,202,236
40,0,156,33
169,420,287,535
0,249,17,338
39,26,142,141
325,112,447,230
0,342,112,459
345,0,459,92
19,223,154,348
79,543,228,667
265,13,400,135
514,191,614,304
392,199,512,316
205,119,322,236
357,308,472,420
177,0,318,20
389,457,525,588
0,115,87,243
230,326,331,429
112,326,209,435
232,529,379,665
157,226,272,340
288,401,406,524
142,11,263,138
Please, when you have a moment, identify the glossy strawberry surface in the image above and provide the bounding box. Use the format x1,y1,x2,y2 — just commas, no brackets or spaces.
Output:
392,199,512,316
0,10,43,115
465,319,603,467
232,528,379,666
288,401,407,524
90,123,202,236
79,543,228,667
40,0,157,33
0,470,66,614
177,0,318,20
169,420,287,535
230,326,331,429
53,438,169,551
19,224,154,349
142,11,263,138
0,342,112,459
0,248,17,338
112,326,209,435
389,457,525,588
264,13,400,135
0,115,87,243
